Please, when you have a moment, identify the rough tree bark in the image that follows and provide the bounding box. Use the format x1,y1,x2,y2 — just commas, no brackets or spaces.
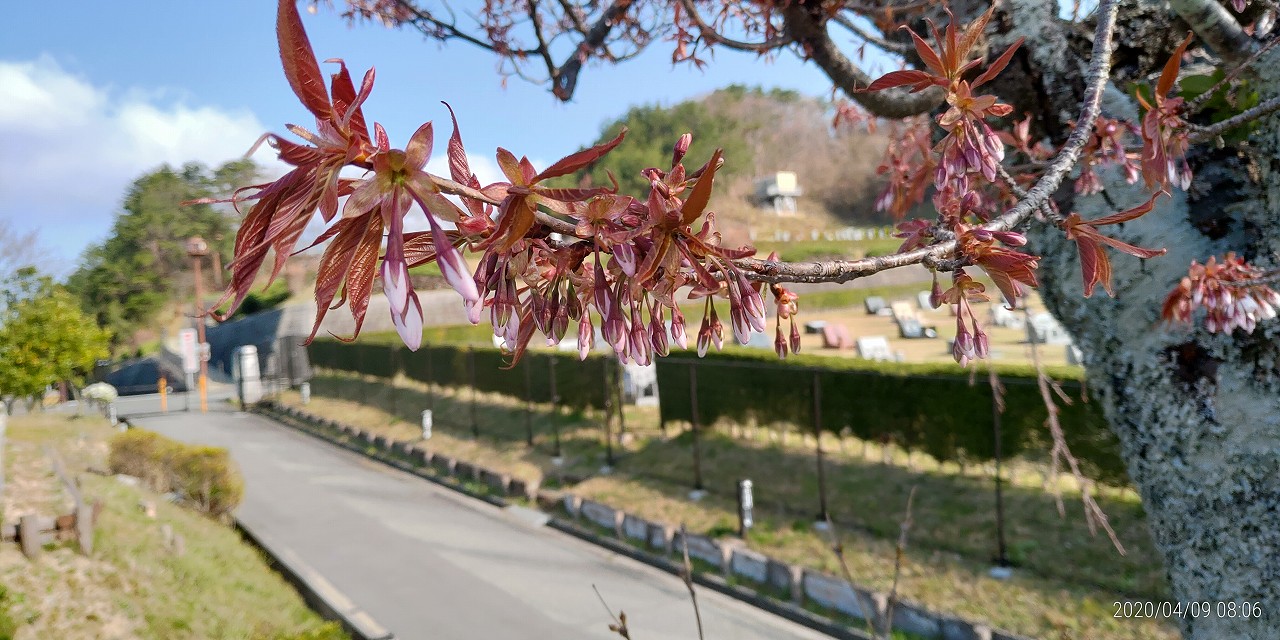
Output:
1002,1,1280,637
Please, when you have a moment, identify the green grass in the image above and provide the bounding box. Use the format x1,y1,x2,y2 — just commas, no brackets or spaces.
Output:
0,413,345,640
280,373,1177,640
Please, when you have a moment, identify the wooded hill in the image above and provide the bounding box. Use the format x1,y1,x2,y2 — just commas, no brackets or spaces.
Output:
575,85,892,237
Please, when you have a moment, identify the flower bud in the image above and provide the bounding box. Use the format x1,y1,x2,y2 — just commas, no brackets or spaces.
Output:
671,308,689,349
578,315,595,360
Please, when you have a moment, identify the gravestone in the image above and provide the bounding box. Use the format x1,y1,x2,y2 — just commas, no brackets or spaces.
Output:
856,336,892,361
864,296,887,315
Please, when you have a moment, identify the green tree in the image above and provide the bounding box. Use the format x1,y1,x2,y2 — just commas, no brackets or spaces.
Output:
579,85,886,223
67,160,257,351
0,268,110,410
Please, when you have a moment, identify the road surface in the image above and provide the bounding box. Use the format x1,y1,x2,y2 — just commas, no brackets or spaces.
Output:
126,398,830,640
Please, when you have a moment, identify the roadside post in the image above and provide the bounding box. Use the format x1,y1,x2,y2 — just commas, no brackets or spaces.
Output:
738,479,755,537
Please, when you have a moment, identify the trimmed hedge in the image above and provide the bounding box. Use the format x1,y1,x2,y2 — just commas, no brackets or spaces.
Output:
108,429,244,518
307,341,613,411
307,339,1129,485
656,350,1129,485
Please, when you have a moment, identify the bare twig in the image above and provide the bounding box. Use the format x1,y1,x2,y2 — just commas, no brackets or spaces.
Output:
592,584,633,639
883,486,918,640
408,0,1121,290
678,524,705,640
1188,94,1280,142
1182,34,1280,114
676,0,793,53
1024,307,1126,554
781,3,944,119
832,13,912,54
389,0,542,55
824,514,881,639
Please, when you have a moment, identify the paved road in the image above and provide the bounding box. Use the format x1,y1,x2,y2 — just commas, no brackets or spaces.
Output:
127,399,830,640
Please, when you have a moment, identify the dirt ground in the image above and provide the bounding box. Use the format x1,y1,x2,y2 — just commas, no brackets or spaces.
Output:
794,291,1072,367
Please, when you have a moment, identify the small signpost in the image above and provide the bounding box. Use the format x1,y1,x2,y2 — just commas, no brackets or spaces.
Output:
421,409,433,440
737,478,755,537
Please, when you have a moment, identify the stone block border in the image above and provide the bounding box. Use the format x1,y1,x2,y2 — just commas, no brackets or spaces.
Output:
252,401,1031,640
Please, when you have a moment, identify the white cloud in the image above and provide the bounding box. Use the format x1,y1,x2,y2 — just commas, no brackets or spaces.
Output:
0,55,282,269
0,55,521,274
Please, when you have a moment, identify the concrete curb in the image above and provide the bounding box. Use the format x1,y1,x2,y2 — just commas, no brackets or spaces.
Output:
250,402,1031,640
250,402,871,639
234,520,395,640
122,414,395,640
544,518,874,640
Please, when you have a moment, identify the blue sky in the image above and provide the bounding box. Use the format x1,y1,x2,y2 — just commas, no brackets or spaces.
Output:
0,1,886,271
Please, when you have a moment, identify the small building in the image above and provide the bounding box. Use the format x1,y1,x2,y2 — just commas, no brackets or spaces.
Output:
753,171,802,217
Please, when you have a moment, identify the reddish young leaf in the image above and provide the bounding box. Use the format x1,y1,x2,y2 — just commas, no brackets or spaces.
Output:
328,60,372,141
863,69,939,93
338,215,385,340
680,148,723,224
972,38,1024,88
277,0,331,121
495,148,525,185
957,6,997,70
442,102,474,185
905,29,945,76
534,128,627,182
1157,33,1194,98
1086,193,1159,226
306,218,363,342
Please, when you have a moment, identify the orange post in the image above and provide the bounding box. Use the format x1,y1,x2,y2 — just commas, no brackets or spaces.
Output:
198,375,207,413
159,377,168,412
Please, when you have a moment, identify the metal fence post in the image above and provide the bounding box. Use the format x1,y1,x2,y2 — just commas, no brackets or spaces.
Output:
602,365,615,466
549,356,562,458
690,363,704,491
812,370,829,523
468,347,478,438
991,367,1010,568
523,357,535,447
614,364,627,438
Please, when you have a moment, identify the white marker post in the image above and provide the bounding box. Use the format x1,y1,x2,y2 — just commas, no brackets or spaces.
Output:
300,382,311,405
421,409,433,440
737,479,755,537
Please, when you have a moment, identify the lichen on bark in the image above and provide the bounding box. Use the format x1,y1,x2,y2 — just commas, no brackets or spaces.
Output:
1009,0,1280,635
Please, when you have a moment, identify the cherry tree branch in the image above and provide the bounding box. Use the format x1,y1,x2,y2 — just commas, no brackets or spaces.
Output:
423,0,1121,287
781,3,944,119
389,0,543,56
832,13,912,55
1182,34,1280,114
740,0,1121,283
1168,0,1259,65
675,0,793,53
552,0,635,100
1187,94,1280,142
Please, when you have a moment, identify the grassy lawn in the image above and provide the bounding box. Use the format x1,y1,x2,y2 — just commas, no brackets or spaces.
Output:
0,412,344,640
278,372,1178,640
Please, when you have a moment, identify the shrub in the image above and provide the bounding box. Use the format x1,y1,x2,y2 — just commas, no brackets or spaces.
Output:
108,429,244,517
108,429,181,492
309,341,613,410
171,446,244,518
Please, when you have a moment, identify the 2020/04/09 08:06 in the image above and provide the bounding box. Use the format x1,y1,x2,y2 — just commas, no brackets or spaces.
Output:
1114,601,1264,619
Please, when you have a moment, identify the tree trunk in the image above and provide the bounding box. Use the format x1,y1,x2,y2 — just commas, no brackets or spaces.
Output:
1006,2,1280,636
